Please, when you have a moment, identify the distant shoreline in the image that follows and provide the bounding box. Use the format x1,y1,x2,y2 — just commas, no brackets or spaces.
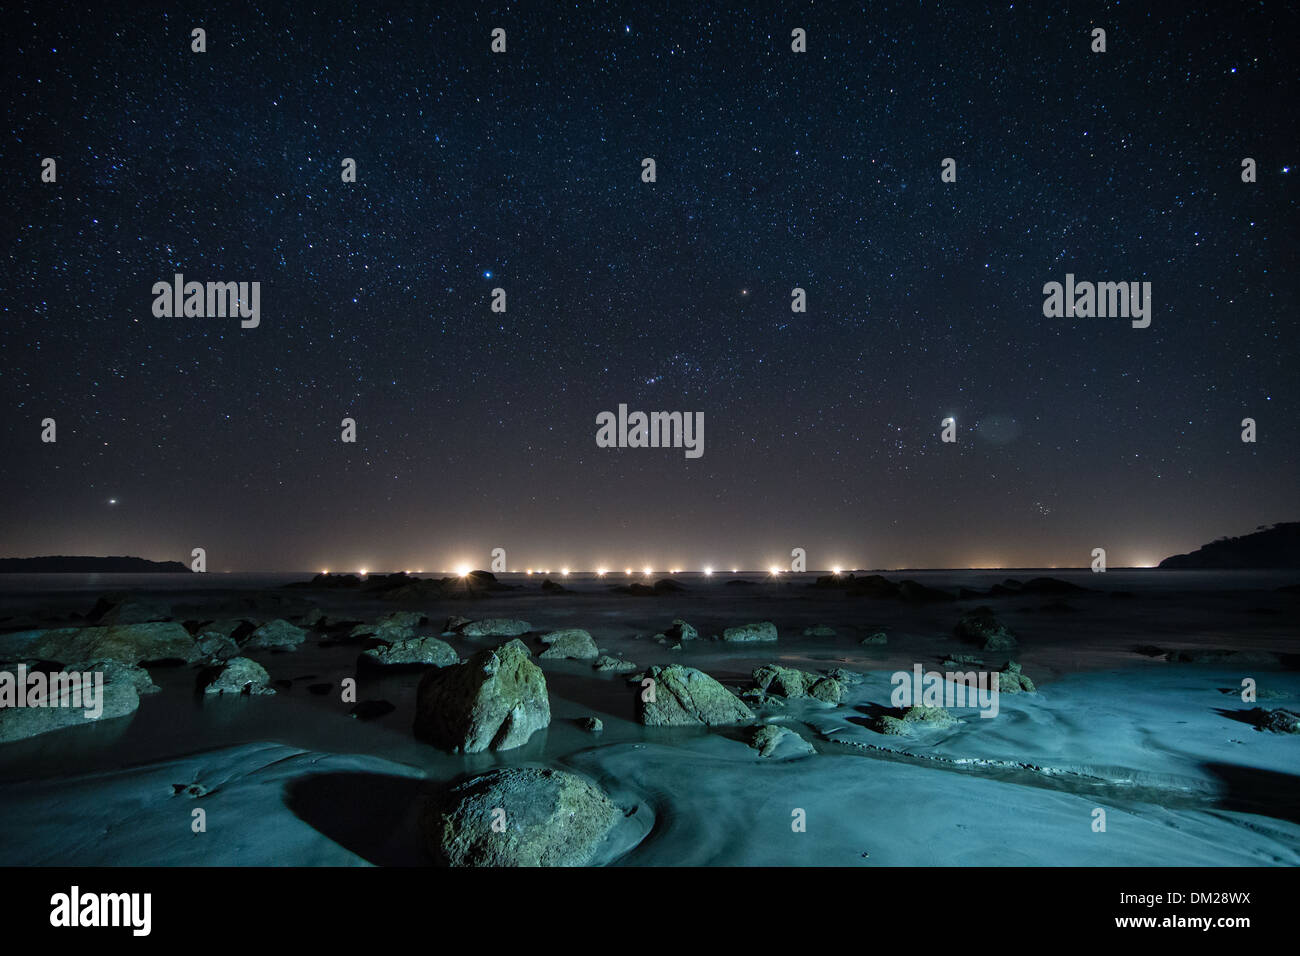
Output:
0,556,190,573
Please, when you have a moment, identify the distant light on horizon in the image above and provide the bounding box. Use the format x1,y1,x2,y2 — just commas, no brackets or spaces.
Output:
703,566,713,576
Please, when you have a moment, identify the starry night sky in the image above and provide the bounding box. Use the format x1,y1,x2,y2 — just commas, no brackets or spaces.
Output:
2,1,1296,572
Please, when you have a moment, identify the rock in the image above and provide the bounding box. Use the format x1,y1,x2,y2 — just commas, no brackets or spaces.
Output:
413,639,550,753
955,607,1017,651
199,657,275,696
941,654,985,668
752,664,816,698
86,594,172,625
808,677,846,704
721,621,778,643
459,619,532,639
592,654,638,674
193,631,240,661
0,622,197,666
998,660,1036,693
444,615,472,632
579,716,603,733
359,636,458,668
860,631,888,645
350,700,396,720
751,665,845,705
637,664,754,726
1249,707,1300,734
537,629,599,660
803,625,837,637
241,619,307,650
0,665,141,743
897,580,957,603
89,660,159,696
826,667,863,684
665,619,698,642
541,578,570,593
349,621,415,642
749,724,815,758
874,705,959,735
422,767,620,866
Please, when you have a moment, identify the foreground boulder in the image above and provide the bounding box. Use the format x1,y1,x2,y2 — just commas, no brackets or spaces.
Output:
413,639,550,752
422,767,620,866
721,621,778,643
537,629,599,660
955,607,1017,651
637,664,753,726
0,665,141,743
241,619,307,650
0,622,196,666
359,636,458,668
198,657,275,696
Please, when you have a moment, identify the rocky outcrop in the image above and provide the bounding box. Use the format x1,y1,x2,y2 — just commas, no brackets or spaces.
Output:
537,629,599,660
422,767,621,866
721,621,778,643
749,664,845,704
749,724,816,758
636,664,753,727
955,607,1017,651
458,619,532,639
359,636,458,668
241,619,307,650
0,622,197,665
0,665,141,743
998,660,1036,693
873,705,959,735
413,639,550,753
593,655,638,673
199,657,275,695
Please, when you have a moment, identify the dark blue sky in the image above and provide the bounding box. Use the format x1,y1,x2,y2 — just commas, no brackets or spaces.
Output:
2,1,1296,571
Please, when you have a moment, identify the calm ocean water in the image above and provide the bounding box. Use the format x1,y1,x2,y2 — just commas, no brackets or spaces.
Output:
0,569,1295,595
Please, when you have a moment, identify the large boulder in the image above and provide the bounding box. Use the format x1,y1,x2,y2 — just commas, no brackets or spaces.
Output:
413,639,550,753
241,619,307,650
637,664,754,727
459,619,532,639
422,767,620,866
0,664,141,743
359,636,458,668
721,621,778,643
0,622,197,665
537,629,599,660
198,657,275,696
998,660,1036,693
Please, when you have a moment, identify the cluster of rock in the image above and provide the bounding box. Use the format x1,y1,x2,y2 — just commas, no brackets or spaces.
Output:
746,664,845,705
872,705,960,735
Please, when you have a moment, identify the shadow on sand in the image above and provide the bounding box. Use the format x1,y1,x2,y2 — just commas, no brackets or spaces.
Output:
284,771,431,866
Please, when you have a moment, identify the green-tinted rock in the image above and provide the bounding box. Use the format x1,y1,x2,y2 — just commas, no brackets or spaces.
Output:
423,767,620,866
413,639,550,753
637,664,753,726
